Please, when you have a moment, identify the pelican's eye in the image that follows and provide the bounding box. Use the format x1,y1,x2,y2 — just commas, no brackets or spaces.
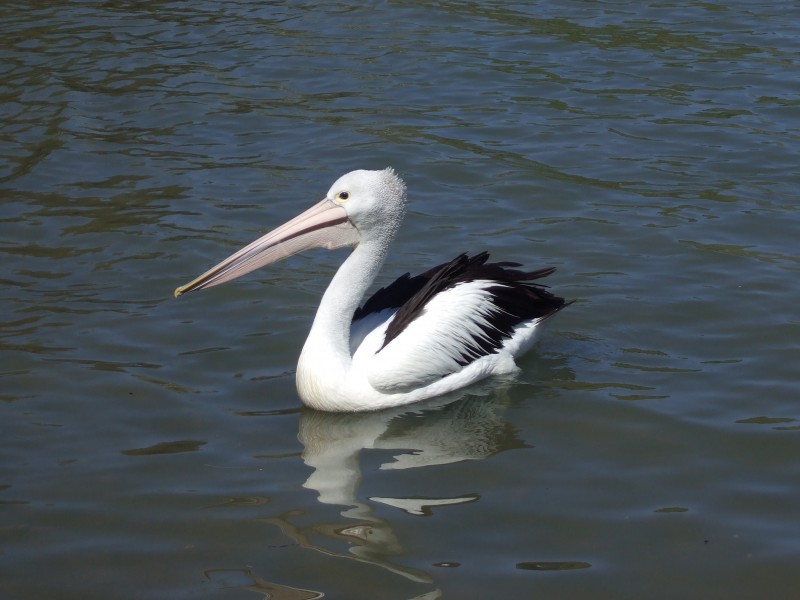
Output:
336,191,350,202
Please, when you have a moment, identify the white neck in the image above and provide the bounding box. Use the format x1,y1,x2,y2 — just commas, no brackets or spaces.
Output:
296,237,388,399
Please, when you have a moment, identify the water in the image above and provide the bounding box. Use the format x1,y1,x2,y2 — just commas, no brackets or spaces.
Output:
2,1,799,598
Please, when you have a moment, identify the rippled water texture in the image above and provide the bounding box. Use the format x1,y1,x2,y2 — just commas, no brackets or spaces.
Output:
2,2,799,599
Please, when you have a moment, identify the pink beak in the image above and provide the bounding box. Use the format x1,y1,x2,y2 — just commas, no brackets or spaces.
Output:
174,198,359,297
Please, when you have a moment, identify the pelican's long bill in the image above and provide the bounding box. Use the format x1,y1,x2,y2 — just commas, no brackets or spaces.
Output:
174,198,360,297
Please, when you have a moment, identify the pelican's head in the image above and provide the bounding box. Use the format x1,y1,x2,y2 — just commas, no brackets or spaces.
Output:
325,168,406,242
174,168,406,297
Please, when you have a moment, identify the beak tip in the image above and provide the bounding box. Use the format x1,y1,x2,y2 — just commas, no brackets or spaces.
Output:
173,286,185,299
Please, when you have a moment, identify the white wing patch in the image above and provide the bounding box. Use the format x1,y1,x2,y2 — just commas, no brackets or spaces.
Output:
352,281,508,394
349,307,395,355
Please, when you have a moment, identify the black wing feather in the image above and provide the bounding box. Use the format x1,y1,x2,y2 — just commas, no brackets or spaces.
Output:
363,252,568,366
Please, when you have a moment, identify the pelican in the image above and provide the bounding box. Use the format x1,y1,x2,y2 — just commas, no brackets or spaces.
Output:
175,168,569,412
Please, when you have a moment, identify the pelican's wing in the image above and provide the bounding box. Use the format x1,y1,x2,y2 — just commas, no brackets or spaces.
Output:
353,253,567,394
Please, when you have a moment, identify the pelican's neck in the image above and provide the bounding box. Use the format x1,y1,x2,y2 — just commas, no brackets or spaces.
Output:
301,238,388,371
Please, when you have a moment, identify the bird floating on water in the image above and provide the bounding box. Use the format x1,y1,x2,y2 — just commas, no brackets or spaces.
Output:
175,168,569,412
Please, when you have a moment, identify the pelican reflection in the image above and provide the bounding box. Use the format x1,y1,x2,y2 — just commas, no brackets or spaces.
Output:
267,389,528,589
